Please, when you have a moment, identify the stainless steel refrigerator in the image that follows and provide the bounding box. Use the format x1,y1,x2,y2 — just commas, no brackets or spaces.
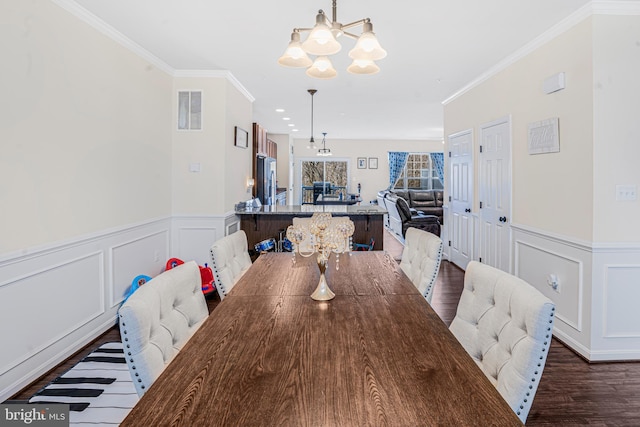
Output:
256,156,277,205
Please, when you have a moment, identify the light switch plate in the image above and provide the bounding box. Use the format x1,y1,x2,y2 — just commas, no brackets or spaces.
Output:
616,185,637,201
189,162,201,173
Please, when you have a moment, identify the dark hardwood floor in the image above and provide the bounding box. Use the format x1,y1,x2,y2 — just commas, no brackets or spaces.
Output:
10,230,640,425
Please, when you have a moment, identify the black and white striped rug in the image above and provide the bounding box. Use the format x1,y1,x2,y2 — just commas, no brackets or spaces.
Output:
29,342,138,426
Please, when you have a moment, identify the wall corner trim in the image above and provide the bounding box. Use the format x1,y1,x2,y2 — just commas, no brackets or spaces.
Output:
173,70,255,103
441,1,640,105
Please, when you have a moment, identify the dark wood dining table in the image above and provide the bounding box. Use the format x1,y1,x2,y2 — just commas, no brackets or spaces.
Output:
121,251,521,426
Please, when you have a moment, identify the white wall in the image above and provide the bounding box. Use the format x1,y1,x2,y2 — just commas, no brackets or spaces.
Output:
291,138,444,205
443,13,640,361
0,0,173,400
170,75,252,267
445,18,594,242
224,81,254,211
1,0,173,254
172,77,227,216
0,1,254,399
592,15,640,242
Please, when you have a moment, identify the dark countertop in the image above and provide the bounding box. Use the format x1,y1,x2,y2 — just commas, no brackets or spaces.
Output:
235,204,385,216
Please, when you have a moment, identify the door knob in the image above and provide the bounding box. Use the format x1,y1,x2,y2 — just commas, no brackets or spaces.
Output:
499,216,507,223
465,208,471,213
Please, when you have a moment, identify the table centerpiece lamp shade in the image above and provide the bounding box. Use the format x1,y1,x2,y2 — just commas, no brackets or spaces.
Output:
287,213,355,300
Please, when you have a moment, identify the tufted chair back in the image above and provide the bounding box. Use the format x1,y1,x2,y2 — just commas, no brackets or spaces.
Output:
449,261,555,423
118,261,208,396
399,227,443,303
209,230,252,300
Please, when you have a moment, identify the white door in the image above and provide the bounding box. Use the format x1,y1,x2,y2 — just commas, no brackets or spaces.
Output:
479,117,511,272
448,130,474,270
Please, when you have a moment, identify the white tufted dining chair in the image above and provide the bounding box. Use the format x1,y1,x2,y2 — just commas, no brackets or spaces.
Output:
449,261,556,423
209,230,252,300
399,227,443,304
118,261,208,396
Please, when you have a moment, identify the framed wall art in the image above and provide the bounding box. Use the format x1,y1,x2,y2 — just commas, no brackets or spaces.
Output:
234,126,248,148
368,157,378,169
357,157,367,169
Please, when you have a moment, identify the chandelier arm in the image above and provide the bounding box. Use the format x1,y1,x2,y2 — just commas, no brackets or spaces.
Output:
293,27,313,33
341,31,360,40
340,18,369,31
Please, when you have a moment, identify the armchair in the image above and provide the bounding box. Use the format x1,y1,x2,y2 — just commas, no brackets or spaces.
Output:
391,194,440,237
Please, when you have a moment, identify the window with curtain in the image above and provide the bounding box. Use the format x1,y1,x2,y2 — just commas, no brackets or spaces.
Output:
392,153,443,190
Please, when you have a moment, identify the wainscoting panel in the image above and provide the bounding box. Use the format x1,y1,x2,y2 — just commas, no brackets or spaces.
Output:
110,230,169,308
0,252,104,377
590,247,640,360
511,224,593,360
515,241,583,332
603,265,640,338
172,213,237,267
0,217,171,401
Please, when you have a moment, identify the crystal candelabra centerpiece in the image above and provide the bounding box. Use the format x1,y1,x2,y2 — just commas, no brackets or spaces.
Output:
286,212,355,300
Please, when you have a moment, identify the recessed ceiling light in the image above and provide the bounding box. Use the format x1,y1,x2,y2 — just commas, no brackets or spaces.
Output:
275,108,285,113
292,129,299,132
288,124,295,127
283,117,291,121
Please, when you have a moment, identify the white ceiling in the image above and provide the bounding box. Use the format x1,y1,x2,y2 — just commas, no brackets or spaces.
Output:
70,0,592,141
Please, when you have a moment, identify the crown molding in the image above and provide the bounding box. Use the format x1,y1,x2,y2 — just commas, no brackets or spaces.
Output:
592,0,640,14
442,0,640,105
173,70,255,103
51,1,255,103
51,0,175,75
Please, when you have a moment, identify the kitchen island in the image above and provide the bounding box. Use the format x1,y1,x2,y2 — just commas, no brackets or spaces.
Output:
236,204,386,254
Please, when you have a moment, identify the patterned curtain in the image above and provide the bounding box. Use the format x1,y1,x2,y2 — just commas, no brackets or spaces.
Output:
387,152,409,190
430,152,445,183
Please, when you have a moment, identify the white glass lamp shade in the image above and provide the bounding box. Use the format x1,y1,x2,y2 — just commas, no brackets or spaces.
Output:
306,56,337,79
278,33,312,68
347,58,380,75
302,12,342,56
348,23,387,61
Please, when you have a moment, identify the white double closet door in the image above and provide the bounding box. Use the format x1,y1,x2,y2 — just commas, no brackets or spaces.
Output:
448,116,511,273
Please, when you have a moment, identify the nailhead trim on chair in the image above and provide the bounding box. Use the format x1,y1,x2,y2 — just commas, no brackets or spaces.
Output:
449,261,556,423
118,261,208,397
209,247,228,298
209,230,252,301
515,306,555,418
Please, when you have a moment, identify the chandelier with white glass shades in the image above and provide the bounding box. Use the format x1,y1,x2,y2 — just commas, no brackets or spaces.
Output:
278,0,387,79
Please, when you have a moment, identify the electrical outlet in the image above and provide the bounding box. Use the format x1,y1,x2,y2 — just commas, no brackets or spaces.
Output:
616,185,637,201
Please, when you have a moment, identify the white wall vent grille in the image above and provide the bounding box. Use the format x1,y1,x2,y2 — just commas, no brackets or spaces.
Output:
177,91,202,130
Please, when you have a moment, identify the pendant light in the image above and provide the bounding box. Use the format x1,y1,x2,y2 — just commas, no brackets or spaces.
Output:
317,133,332,156
307,89,317,149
